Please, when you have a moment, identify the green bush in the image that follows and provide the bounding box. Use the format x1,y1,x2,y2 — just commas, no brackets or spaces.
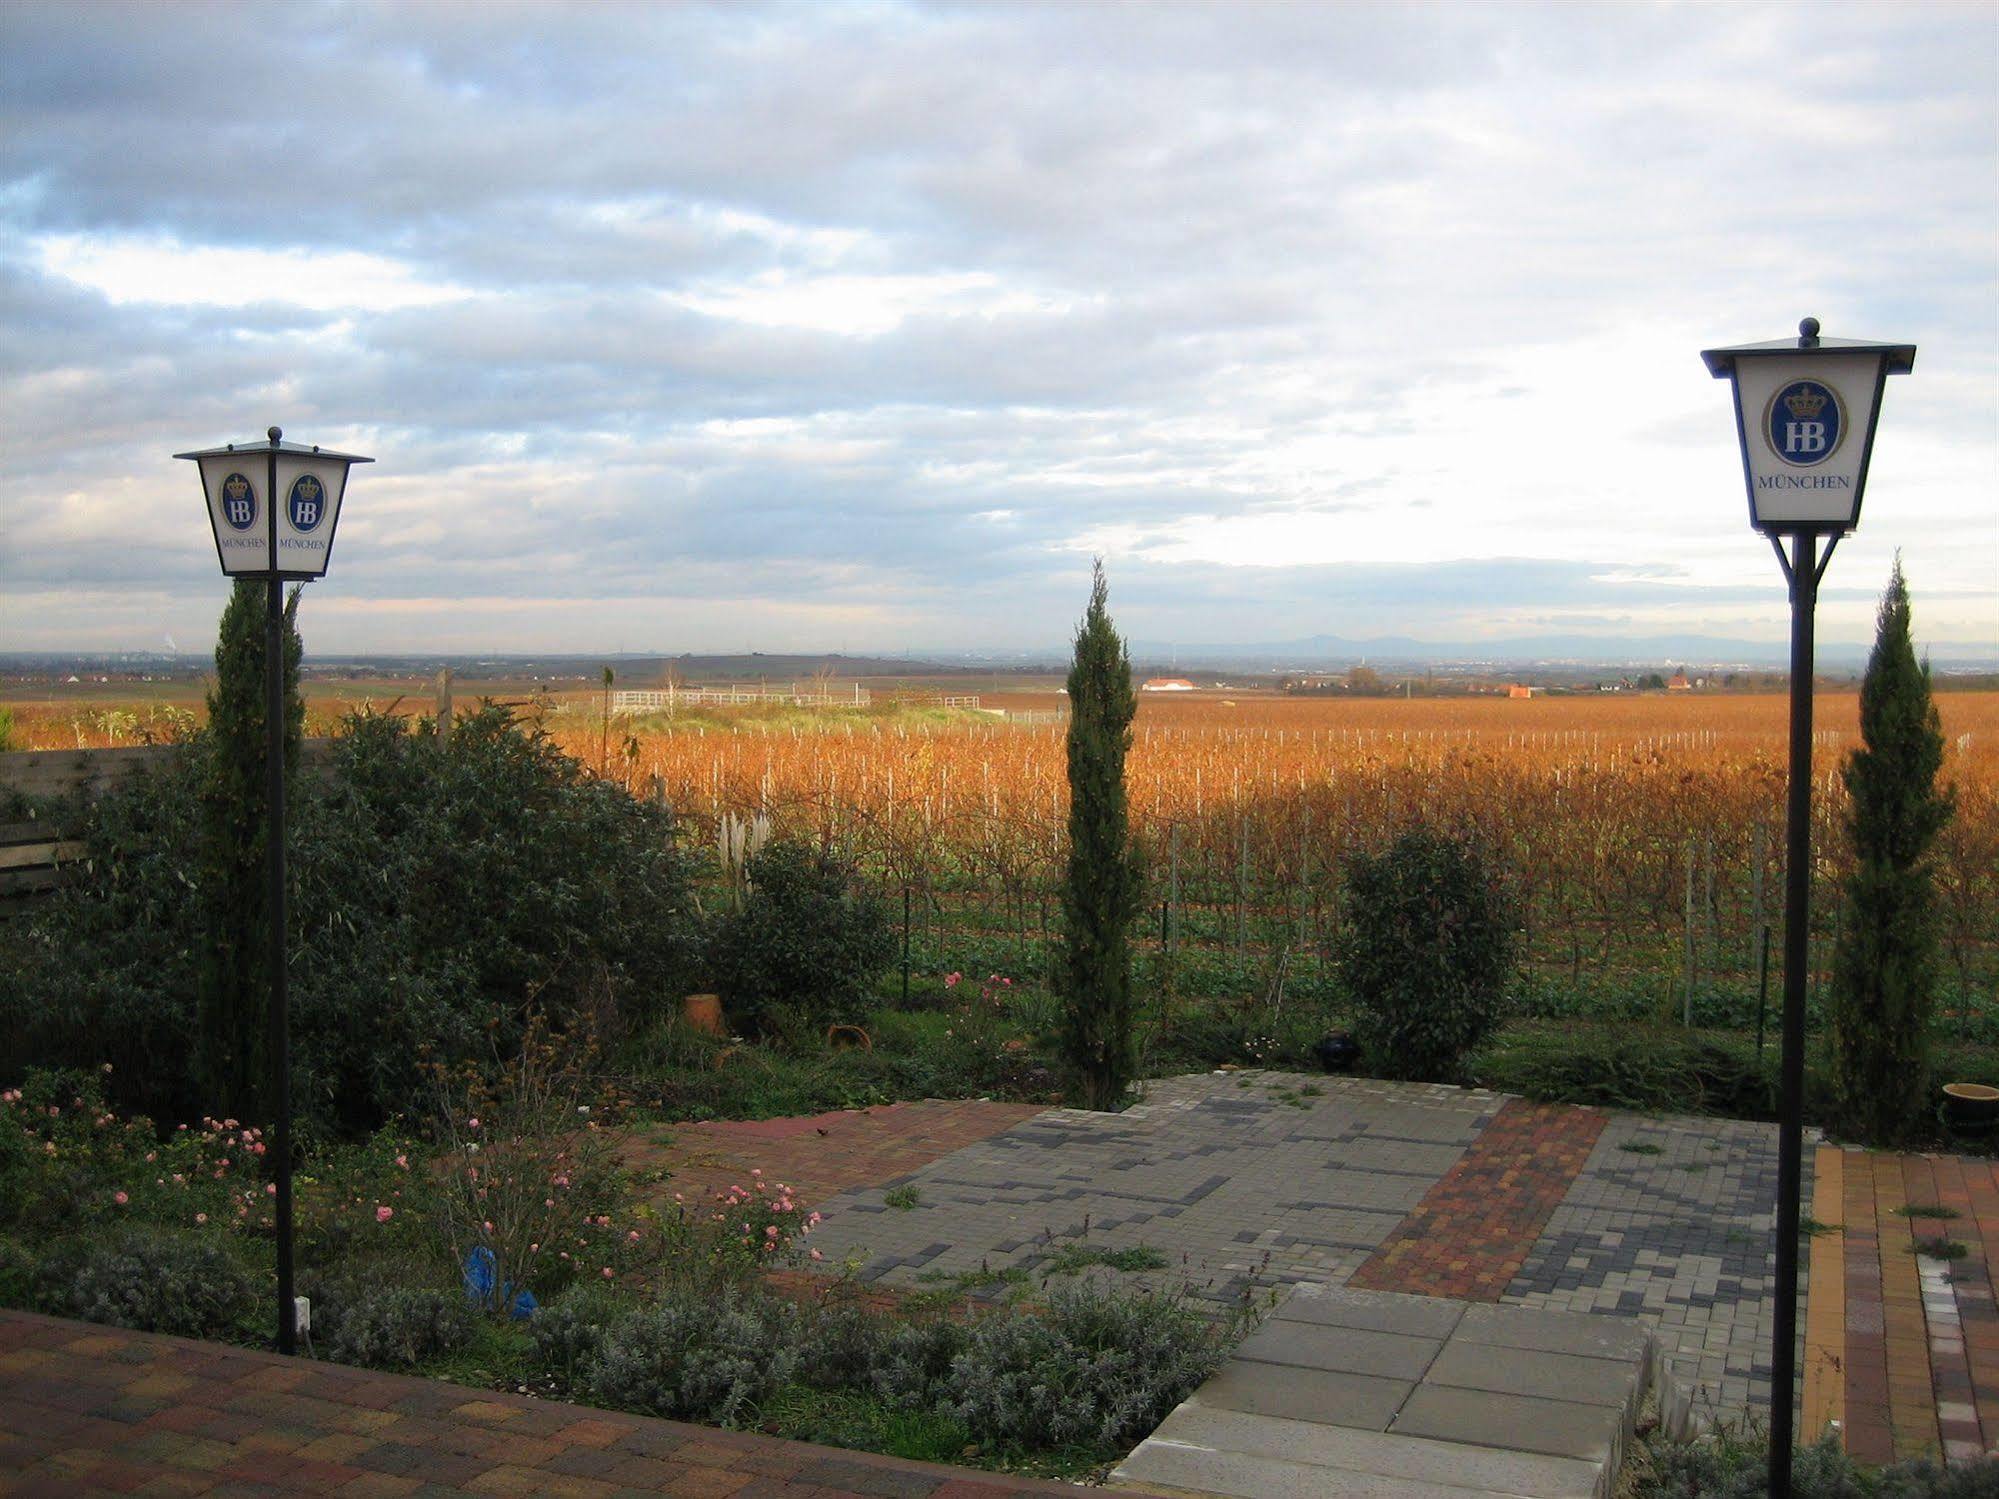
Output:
943,1283,1225,1453
1474,1026,1779,1118
325,1286,478,1371
1338,826,1520,1082
586,1290,803,1426
0,1239,35,1309
709,840,894,1037
869,1319,968,1413
37,1230,257,1339
2,707,700,1135
529,1283,627,1392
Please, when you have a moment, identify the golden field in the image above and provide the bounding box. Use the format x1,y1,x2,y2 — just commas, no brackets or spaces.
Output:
541,689,1999,1004
7,684,1995,1001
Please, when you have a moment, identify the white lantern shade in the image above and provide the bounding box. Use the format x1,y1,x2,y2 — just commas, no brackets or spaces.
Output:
1701,326,1914,535
177,434,372,578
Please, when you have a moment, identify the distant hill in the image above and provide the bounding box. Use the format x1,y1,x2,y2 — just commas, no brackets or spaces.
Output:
1121,632,1997,671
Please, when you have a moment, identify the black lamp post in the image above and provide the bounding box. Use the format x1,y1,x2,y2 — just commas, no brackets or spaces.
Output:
176,427,371,1355
1702,319,1913,1495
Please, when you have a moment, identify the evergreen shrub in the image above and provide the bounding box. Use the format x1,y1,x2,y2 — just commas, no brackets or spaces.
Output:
1338,825,1520,1082
36,1231,257,1339
708,839,893,1036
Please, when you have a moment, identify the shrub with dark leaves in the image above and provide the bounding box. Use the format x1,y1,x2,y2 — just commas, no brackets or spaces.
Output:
37,1231,257,1339
586,1290,802,1426
325,1286,477,1371
944,1284,1223,1453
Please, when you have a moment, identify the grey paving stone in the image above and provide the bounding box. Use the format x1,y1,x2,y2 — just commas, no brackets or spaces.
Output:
1425,1342,1638,1408
1112,1440,1539,1499
1191,1360,1415,1432
1455,1305,1653,1363
1275,1283,1467,1340
1234,1318,1443,1381
1127,1406,1603,1499
1392,1385,1624,1463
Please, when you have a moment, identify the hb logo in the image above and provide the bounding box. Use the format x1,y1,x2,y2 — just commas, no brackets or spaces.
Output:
220,472,256,530
289,474,325,533
1766,380,1843,467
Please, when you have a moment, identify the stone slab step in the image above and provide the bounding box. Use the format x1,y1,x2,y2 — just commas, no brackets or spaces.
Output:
1112,1284,1653,1499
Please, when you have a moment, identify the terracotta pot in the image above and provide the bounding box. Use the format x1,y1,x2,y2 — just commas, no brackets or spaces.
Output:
827,1023,872,1052
681,993,725,1036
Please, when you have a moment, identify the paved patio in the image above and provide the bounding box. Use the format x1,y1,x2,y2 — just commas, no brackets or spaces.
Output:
1804,1145,1999,1465
797,1071,1804,1424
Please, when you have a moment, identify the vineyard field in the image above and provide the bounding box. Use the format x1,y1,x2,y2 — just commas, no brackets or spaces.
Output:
554,689,1999,1029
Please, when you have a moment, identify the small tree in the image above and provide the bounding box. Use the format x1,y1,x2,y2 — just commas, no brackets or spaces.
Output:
708,839,893,1038
1059,562,1142,1110
1339,825,1518,1082
1827,560,1954,1146
194,580,303,1121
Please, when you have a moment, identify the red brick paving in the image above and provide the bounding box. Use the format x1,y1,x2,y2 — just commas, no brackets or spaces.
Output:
1812,1146,1999,1466
621,1100,1041,1212
1345,1097,1606,1300
0,1309,1172,1498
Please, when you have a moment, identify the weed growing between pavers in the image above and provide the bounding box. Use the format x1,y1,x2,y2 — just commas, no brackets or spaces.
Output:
884,1185,923,1210
1043,1243,1170,1275
1912,1236,1970,1260
1894,1202,1963,1220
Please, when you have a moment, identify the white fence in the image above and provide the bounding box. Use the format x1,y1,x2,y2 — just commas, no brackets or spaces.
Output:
612,685,872,712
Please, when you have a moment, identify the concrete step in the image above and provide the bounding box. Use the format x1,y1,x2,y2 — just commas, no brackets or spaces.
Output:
1113,1284,1654,1499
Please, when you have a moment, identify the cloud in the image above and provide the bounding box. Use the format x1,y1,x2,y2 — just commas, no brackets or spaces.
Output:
0,1,1992,656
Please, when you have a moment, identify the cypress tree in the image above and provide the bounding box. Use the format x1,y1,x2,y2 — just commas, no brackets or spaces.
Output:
1059,561,1142,1110
195,580,304,1121
1827,559,1954,1146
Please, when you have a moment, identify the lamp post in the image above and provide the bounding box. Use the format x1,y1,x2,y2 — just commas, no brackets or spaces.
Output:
175,427,371,1355
1702,320,1913,1495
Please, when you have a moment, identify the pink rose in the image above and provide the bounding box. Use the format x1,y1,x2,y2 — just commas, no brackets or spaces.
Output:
375,1206,393,1223
113,1191,128,1206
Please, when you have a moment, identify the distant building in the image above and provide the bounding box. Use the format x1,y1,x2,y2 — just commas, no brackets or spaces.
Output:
1140,678,1196,692
1667,671,1693,691
1507,684,1535,699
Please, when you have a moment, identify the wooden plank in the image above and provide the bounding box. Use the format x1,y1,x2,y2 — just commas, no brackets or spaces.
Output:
0,739,333,801
0,841,83,872
0,866,63,898
0,821,58,848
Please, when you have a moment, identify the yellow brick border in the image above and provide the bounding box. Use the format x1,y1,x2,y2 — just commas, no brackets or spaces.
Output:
1803,1144,1846,1442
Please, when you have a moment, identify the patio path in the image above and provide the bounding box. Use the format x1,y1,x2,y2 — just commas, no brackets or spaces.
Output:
620,1100,1041,1211
1803,1145,1999,1465
796,1072,1804,1424
0,1308,1175,1499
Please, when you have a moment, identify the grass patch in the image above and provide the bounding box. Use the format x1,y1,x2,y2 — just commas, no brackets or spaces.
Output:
1044,1243,1170,1276
914,1264,1031,1293
1620,1142,1665,1155
884,1185,923,1211
1913,1236,1969,1260
758,1386,976,1466
1800,1217,1841,1238
1894,1203,1962,1220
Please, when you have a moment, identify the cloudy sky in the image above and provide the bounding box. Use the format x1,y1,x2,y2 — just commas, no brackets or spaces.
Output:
2,1,1993,659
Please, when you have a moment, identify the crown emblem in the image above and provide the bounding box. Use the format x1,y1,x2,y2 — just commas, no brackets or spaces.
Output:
297,476,320,502
224,475,249,501
1784,386,1828,420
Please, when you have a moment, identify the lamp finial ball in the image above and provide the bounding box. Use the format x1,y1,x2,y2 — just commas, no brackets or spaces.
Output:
267,425,282,445
1798,317,1821,346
